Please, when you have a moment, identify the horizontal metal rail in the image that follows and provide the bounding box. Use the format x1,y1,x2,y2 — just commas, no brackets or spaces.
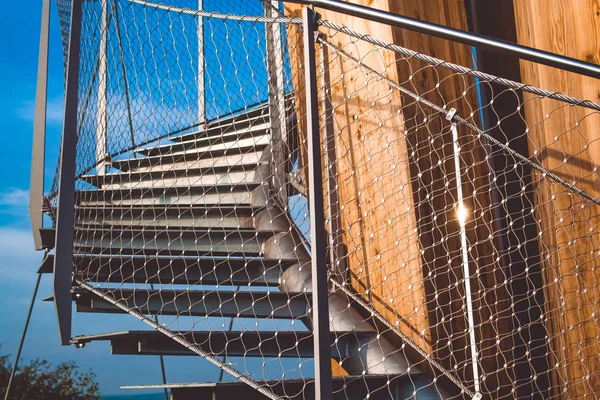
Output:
282,0,600,79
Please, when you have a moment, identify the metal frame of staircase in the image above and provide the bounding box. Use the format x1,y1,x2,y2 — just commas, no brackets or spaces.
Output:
29,0,600,399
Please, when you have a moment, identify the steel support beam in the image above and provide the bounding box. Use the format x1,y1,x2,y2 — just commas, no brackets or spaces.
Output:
54,0,83,345
71,330,375,359
303,7,332,400
29,0,51,251
96,0,108,175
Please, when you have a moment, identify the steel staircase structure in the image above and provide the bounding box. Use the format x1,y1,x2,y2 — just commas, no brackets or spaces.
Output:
30,0,600,399
38,98,441,399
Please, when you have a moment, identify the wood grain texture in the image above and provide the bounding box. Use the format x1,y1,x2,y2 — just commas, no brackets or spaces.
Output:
466,1,554,397
285,1,511,394
285,0,432,358
386,1,512,395
512,1,600,397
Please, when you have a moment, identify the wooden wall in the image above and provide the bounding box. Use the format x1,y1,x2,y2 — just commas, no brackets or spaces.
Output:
283,1,511,395
386,2,515,395
511,1,600,397
284,0,432,359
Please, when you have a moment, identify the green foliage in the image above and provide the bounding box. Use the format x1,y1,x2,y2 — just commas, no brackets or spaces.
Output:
0,346,100,400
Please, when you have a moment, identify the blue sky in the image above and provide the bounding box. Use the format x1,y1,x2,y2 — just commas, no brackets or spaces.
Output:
0,1,308,397
0,0,225,396
0,0,168,395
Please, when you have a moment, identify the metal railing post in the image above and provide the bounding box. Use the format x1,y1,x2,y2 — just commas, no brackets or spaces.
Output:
265,1,288,203
96,0,108,175
54,0,83,345
303,7,332,400
197,0,205,125
30,0,51,251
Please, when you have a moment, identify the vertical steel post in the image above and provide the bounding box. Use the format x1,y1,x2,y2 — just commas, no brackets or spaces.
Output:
54,0,83,345
197,0,205,125
318,40,346,285
96,0,108,175
265,1,287,202
30,0,51,250
303,7,332,400
451,122,481,397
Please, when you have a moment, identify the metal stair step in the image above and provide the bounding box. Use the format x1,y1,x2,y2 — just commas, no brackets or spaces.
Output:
111,152,264,174
111,143,267,172
71,330,375,359
141,122,270,157
41,226,273,256
173,106,270,143
81,163,266,188
39,254,292,286
73,288,311,319
39,227,55,249
78,190,258,208
68,226,271,256
75,182,265,207
74,205,260,229
121,375,417,400
134,135,270,159
171,93,294,143
83,169,267,191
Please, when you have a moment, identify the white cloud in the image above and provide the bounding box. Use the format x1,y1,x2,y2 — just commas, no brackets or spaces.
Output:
17,96,64,125
0,187,29,207
0,227,42,281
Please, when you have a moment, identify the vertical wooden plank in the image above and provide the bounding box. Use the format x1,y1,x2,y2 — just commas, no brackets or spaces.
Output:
512,1,600,397
285,2,512,393
386,1,510,395
466,1,552,396
285,1,432,357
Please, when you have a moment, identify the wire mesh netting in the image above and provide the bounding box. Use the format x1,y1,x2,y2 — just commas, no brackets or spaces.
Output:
48,0,600,399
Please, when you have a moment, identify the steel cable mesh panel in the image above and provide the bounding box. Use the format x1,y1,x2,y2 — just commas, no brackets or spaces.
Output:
47,0,600,399
49,1,325,399
301,15,600,400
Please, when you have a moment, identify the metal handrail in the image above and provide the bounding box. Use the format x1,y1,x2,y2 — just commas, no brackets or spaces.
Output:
283,0,600,79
